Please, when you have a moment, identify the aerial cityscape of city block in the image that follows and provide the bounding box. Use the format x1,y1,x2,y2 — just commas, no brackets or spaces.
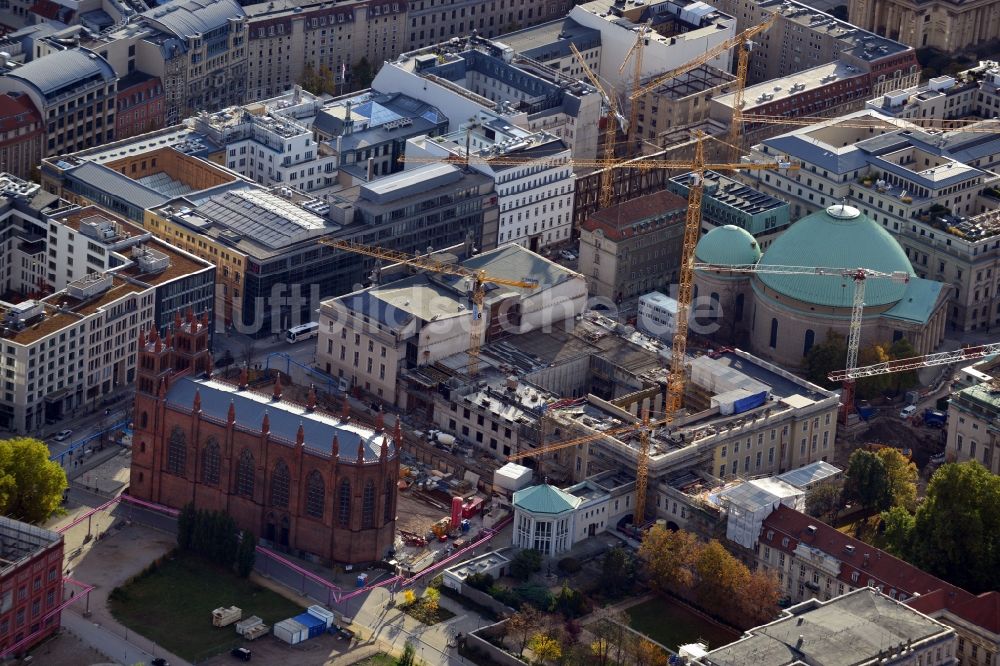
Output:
0,0,996,663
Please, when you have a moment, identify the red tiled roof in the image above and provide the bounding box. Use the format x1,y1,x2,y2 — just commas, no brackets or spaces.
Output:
763,505,971,601
950,592,1000,635
0,92,40,135
581,190,687,241
762,505,1000,636
30,0,61,19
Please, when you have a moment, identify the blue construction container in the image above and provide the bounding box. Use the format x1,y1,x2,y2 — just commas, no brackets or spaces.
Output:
294,612,327,640
733,391,768,414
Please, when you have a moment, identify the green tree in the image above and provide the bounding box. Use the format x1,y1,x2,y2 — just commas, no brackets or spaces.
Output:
843,449,891,513
352,57,374,90
527,632,562,665
510,548,543,580
805,482,843,522
876,447,918,511
910,462,1000,592
805,331,845,388
888,339,920,392
599,546,635,598
236,530,257,578
554,582,590,618
299,65,322,94
880,505,915,557
638,525,702,595
177,503,196,550
0,438,67,523
856,344,893,399
398,641,416,666
318,65,336,94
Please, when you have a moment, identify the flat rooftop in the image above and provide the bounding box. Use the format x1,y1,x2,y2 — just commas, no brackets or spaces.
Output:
498,17,602,61
1,277,147,345
713,60,864,111
699,588,952,666
0,516,60,576
758,0,912,63
673,170,787,216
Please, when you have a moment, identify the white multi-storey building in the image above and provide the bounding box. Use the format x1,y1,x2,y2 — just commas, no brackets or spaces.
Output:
192,108,337,193
0,175,215,433
372,35,603,161
406,112,575,252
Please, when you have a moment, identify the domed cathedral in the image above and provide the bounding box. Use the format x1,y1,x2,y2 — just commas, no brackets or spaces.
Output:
130,311,399,565
695,205,951,369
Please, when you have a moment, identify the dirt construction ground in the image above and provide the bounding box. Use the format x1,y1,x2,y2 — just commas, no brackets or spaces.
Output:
393,491,451,536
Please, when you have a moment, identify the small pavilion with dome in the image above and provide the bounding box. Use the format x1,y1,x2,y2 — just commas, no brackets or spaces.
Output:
694,204,950,368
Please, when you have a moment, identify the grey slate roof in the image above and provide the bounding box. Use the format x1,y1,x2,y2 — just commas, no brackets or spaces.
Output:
451,244,578,294
67,162,168,210
7,48,114,98
166,376,391,462
143,0,244,40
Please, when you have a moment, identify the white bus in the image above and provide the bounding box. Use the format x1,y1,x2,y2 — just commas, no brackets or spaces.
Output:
285,322,319,343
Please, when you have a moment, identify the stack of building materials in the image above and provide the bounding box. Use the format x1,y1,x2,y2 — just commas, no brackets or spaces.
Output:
235,616,270,640
212,606,242,627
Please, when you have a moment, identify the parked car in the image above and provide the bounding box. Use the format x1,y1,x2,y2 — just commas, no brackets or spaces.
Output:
899,405,917,419
54,429,73,441
151,659,169,666
559,250,577,261
230,647,251,662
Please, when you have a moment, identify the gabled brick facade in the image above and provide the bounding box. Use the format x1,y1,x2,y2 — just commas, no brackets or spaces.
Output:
129,310,399,564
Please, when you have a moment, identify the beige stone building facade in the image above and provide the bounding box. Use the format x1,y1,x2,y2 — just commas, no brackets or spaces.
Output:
245,0,407,102
634,65,734,150
849,0,1000,52
946,381,1000,472
578,190,688,304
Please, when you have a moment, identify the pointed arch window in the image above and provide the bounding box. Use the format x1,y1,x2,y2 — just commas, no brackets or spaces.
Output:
384,477,394,523
270,460,290,508
306,471,325,519
201,438,220,486
362,480,376,528
338,479,351,527
235,449,255,497
166,426,186,476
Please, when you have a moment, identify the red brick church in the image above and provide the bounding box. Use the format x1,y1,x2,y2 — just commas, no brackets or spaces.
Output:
129,311,399,564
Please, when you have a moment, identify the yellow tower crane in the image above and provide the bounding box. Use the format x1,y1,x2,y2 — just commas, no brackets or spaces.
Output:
318,239,538,377
569,42,625,209
496,134,797,524
619,20,652,151
627,16,775,158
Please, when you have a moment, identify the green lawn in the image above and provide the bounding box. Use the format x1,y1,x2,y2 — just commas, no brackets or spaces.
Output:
109,551,304,662
626,596,740,652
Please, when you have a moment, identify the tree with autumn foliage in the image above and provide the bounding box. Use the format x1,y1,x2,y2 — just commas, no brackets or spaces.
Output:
876,447,918,512
736,569,783,626
527,632,561,665
695,540,750,616
638,525,702,594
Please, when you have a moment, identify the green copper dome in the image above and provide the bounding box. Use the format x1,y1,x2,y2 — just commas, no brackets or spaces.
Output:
756,204,915,308
695,225,762,266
